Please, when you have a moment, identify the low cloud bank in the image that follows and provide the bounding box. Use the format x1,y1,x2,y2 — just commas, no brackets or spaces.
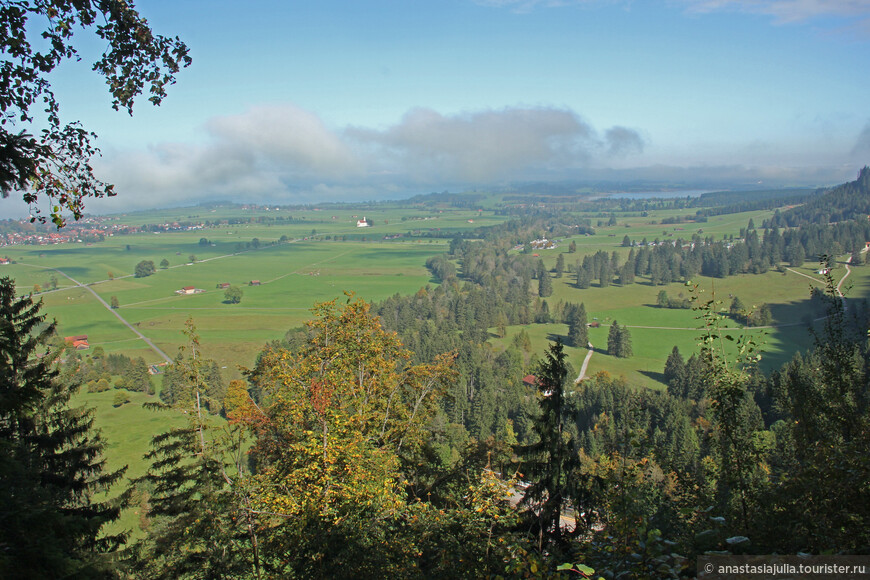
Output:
96,104,647,210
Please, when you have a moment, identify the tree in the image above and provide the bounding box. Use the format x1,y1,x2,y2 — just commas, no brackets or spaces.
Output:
135,260,156,278
576,261,592,289
622,235,632,247
0,0,190,227
618,324,632,358
128,356,153,393
657,289,669,308
110,295,119,309
159,258,170,269
188,254,196,263
130,324,260,578
607,321,632,358
555,253,565,278
0,277,125,576
538,261,553,297
692,283,766,534
535,299,551,323
663,346,685,394
224,285,243,304
242,297,457,573
112,391,129,407
567,303,588,348
516,341,578,553
568,240,577,253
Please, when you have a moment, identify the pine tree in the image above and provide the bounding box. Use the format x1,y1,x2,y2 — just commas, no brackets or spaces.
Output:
516,341,578,553
128,356,153,393
576,262,592,289
538,266,553,298
0,277,125,577
555,253,565,278
129,322,261,578
663,346,686,394
567,303,588,348
618,324,633,358
607,321,622,357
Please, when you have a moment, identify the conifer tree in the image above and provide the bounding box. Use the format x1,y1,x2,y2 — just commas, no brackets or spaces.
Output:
607,321,622,357
567,303,588,348
0,277,125,577
555,253,565,278
663,346,686,393
618,324,632,358
129,320,261,579
538,266,553,297
516,341,577,553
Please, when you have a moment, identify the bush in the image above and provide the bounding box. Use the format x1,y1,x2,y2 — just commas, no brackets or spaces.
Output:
112,392,130,407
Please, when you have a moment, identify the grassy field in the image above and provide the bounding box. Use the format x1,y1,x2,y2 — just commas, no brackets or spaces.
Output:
5,201,858,385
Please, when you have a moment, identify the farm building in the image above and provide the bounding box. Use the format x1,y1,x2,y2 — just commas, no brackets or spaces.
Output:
64,335,89,350
249,280,261,286
175,286,204,295
217,282,231,289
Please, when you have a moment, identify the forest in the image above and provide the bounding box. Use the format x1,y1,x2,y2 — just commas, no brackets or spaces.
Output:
1,169,870,578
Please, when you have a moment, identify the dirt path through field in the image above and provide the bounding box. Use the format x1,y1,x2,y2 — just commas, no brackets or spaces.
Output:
46,267,174,363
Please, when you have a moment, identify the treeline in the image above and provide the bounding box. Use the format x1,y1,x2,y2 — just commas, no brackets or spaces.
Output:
574,218,870,290
160,351,226,411
57,346,153,394
502,186,817,219
691,188,818,219
764,166,870,228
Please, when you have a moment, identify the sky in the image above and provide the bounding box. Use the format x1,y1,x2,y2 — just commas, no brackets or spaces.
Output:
6,0,870,216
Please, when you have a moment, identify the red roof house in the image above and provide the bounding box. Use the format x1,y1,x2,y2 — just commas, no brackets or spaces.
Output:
64,335,89,350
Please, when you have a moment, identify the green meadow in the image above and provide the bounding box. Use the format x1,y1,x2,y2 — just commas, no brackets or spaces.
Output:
3,199,860,389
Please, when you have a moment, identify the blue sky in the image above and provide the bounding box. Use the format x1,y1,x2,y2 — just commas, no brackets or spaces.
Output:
9,0,870,215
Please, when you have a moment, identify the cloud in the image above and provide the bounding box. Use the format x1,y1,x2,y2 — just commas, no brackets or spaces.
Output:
605,126,646,157
681,0,870,29
96,104,646,209
346,107,637,181
206,104,361,177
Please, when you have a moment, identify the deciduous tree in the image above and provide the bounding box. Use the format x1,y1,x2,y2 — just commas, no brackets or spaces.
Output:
0,0,190,226
135,260,155,278
224,285,243,304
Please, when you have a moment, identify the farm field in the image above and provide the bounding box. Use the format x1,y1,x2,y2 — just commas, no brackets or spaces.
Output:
4,200,861,387
3,232,463,378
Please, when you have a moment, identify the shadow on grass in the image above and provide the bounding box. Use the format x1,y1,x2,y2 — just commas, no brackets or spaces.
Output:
639,370,667,387
546,332,567,344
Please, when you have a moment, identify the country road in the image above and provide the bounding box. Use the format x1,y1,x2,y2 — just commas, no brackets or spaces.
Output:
575,342,594,382
49,268,174,364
